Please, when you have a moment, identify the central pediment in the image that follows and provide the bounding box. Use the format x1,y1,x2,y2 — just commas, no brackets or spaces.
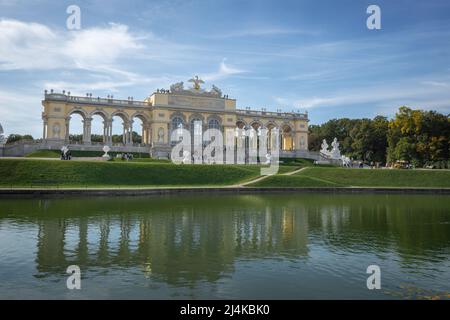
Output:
149,76,236,111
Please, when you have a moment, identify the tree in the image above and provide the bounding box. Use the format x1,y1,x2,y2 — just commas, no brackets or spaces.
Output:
387,106,450,166
6,134,34,144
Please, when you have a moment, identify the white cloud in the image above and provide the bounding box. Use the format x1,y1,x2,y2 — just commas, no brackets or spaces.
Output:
0,19,143,71
0,19,61,70
64,23,144,69
273,78,450,116
0,89,41,136
202,59,246,81
209,27,317,39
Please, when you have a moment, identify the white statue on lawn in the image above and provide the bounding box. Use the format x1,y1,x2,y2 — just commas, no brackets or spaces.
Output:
331,137,341,159
102,145,111,158
320,139,330,157
341,155,351,167
320,137,342,160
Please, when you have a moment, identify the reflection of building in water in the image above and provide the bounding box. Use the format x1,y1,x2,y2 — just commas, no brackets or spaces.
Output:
34,206,309,284
36,219,68,272
14,194,449,286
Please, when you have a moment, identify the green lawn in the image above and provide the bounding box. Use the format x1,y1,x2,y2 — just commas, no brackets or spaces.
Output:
251,167,450,188
279,157,314,166
2,158,448,189
0,159,260,188
251,175,342,188
26,149,151,159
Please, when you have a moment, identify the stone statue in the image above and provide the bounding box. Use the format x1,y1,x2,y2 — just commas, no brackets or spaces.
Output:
341,155,351,167
158,128,164,143
210,85,222,97
331,137,341,159
320,139,329,156
188,75,204,91
102,145,111,158
170,82,184,93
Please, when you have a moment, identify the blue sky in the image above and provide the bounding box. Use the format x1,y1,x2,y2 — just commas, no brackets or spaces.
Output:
1,0,450,137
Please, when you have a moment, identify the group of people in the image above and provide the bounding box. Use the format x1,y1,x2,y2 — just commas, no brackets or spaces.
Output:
60,147,72,160
119,153,134,161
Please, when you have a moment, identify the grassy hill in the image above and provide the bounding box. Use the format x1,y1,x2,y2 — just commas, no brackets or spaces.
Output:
0,159,260,188
251,167,450,188
1,158,449,189
26,149,151,158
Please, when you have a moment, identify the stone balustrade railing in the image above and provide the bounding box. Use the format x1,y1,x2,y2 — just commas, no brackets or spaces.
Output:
44,93,148,107
236,109,307,119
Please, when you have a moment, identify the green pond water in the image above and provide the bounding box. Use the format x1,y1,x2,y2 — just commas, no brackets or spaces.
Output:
0,193,449,299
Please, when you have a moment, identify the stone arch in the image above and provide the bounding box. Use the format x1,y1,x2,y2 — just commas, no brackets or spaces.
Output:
281,123,294,151
89,110,109,144
68,107,88,121
281,122,294,132
130,112,150,145
188,113,204,125
265,121,279,150
236,119,247,129
170,111,187,123
66,108,89,143
110,111,131,145
131,111,150,123
111,110,130,122
89,109,109,121
265,121,279,130
249,120,263,130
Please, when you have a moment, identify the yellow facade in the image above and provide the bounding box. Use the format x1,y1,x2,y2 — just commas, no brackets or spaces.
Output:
42,78,309,158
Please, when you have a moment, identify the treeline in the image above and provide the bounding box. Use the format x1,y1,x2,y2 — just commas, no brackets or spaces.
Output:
5,134,34,144
309,106,450,167
69,131,142,144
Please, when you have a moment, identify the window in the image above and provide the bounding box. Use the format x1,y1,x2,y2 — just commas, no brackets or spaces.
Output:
208,119,220,130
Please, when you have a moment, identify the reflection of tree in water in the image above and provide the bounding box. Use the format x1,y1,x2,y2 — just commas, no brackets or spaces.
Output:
304,195,450,264
1,193,448,285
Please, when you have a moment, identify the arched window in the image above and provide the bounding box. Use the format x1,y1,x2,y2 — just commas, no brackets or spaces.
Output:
190,118,203,136
208,119,220,130
171,117,184,132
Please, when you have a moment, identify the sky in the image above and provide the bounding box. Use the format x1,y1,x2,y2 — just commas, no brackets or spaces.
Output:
0,0,450,137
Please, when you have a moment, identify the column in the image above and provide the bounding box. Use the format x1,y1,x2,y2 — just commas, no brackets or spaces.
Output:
122,122,126,145
65,118,70,143
128,121,133,145
42,120,47,140
102,121,107,143
83,117,92,144
108,121,112,145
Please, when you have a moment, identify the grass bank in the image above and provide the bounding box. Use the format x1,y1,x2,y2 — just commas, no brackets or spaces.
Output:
251,167,450,188
0,159,260,188
26,150,151,159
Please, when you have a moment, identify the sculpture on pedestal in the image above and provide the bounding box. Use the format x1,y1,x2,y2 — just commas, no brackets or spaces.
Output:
102,145,111,159
331,138,341,159
320,139,330,157
319,138,352,167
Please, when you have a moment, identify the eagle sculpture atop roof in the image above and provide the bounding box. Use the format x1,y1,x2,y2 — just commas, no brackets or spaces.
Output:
188,75,204,91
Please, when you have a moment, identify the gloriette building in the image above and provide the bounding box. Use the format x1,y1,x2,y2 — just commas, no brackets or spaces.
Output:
41,77,311,159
